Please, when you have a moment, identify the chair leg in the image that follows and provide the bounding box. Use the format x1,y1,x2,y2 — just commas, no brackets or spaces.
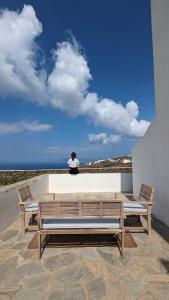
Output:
147,213,152,237
121,231,125,258
21,213,26,234
38,231,41,259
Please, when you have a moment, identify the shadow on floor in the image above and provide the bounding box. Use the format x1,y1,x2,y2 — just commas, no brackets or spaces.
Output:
160,259,169,273
152,217,169,244
28,232,137,249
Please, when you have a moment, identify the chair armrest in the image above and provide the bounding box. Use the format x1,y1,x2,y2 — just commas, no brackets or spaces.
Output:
139,201,153,205
117,193,139,201
122,193,136,196
19,203,25,212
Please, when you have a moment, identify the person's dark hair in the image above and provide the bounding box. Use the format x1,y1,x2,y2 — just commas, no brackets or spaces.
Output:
71,152,76,161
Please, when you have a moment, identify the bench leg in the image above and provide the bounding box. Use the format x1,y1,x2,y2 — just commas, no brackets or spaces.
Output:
147,214,152,237
21,213,26,234
121,231,125,258
38,232,41,259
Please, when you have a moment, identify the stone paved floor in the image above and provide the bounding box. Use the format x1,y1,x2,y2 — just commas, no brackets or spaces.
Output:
0,193,169,299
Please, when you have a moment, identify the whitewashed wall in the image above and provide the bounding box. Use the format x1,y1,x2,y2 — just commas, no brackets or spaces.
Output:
133,0,169,227
49,173,132,193
0,174,49,232
132,121,160,218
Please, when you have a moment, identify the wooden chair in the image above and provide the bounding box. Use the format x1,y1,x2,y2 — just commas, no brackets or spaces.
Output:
121,184,155,236
38,200,125,259
18,185,39,234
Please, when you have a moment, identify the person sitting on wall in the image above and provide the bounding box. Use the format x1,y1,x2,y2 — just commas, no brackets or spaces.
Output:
68,152,80,175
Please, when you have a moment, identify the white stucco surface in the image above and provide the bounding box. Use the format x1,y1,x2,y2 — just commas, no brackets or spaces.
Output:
133,0,169,227
49,173,132,193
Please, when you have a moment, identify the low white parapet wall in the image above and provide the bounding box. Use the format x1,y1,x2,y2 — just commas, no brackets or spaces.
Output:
0,174,49,232
0,172,133,232
49,173,133,193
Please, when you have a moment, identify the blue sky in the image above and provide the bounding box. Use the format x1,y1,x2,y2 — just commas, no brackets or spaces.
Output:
0,0,155,163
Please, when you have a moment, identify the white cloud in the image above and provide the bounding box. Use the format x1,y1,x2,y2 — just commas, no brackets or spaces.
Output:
0,121,52,134
0,5,150,139
48,41,92,116
0,5,47,104
89,133,122,145
82,94,150,138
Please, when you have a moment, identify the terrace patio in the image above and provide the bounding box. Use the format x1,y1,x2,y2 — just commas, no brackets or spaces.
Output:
0,186,169,300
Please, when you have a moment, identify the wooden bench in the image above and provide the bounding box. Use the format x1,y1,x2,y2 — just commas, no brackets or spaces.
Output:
18,185,39,234
121,184,155,236
38,200,125,259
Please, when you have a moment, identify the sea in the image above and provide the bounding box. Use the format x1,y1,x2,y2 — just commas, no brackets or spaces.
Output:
0,162,68,170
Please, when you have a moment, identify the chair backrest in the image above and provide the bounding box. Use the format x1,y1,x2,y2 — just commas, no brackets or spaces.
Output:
39,200,124,221
18,185,33,205
139,184,155,202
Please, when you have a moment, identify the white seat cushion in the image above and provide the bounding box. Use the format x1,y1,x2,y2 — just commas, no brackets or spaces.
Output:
42,219,120,229
123,202,147,213
25,202,39,212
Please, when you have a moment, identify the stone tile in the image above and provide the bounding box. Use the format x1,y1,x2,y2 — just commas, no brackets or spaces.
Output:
142,274,169,283
119,278,150,298
80,248,103,261
97,249,117,266
5,261,44,286
54,262,94,284
86,277,106,299
105,282,131,300
13,289,43,300
137,292,156,300
149,282,169,300
44,252,77,273
43,247,61,257
139,258,163,274
0,286,21,300
0,256,18,283
11,242,28,250
0,230,18,242
21,273,50,291
47,285,87,300
0,241,15,251
0,250,18,263
18,249,37,261
0,294,11,300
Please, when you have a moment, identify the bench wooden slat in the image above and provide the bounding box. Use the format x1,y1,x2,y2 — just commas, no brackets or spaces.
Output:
39,201,123,219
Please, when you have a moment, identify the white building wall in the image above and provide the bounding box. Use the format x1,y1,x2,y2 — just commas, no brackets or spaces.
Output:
49,173,132,193
132,120,162,220
133,0,169,226
0,174,49,232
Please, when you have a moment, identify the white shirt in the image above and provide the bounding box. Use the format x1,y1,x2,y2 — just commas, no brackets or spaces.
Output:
68,158,80,168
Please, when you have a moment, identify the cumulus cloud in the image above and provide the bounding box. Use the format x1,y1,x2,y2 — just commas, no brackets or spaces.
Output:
89,133,122,145
0,5,150,139
0,5,47,103
0,121,52,134
48,41,92,116
82,95,149,138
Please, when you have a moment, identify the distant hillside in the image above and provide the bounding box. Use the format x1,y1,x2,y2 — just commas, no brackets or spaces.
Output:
81,155,132,169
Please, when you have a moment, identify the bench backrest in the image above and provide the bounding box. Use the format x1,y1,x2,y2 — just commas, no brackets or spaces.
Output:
39,201,124,220
18,185,33,205
139,184,155,202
